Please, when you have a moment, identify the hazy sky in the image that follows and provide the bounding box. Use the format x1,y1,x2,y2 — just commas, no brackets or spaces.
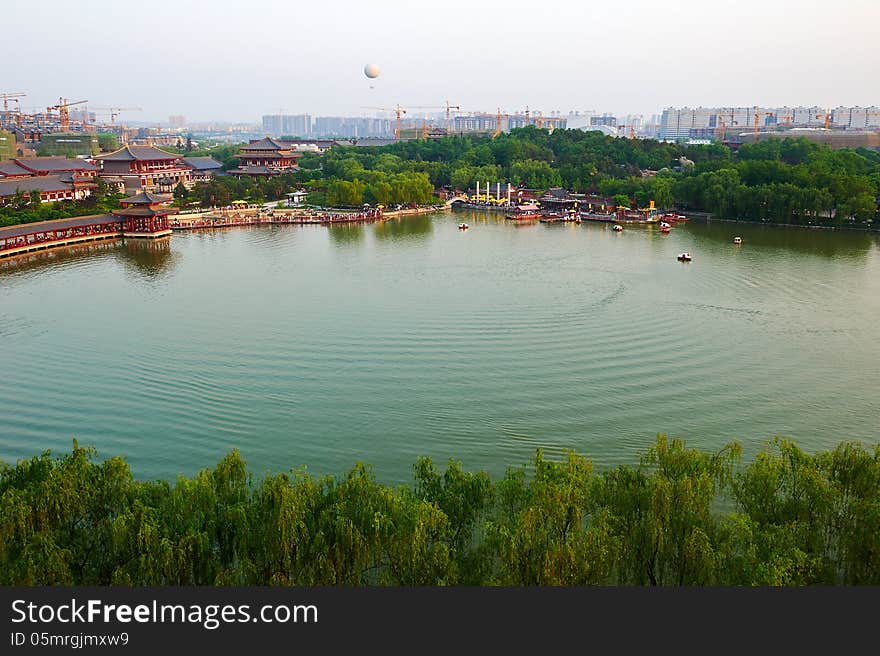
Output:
6,0,879,123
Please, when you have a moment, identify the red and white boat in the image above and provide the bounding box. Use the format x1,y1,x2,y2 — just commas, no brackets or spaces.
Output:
506,203,541,220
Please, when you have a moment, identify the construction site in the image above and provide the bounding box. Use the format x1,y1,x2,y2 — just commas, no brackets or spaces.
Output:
0,92,181,158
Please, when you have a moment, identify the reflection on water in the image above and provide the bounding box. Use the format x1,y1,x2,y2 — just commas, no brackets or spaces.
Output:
688,220,875,259
114,237,178,279
2,210,879,485
374,215,433,241
0,239,122,277
327,224,365,245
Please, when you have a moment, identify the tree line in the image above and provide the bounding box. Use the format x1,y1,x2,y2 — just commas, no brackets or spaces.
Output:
3,130,878,227
284,129,880,226
0,178,123,228
2,435,878,586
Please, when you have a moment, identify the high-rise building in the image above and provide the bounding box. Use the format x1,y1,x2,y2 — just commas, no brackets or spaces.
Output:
261,114,312,137
312,116,392,138
169,115,187,128
590,114,617,128
658,105,880,140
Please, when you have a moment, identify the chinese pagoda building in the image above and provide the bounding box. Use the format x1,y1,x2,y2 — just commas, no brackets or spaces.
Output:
94,145,192,192
111,190,176,238
230,137,300,176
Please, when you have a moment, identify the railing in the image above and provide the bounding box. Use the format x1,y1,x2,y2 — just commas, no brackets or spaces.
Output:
0,221,123,256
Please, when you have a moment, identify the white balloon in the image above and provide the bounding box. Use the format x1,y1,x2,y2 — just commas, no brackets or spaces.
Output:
364,63,381,79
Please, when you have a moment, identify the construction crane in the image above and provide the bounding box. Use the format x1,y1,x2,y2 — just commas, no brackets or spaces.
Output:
444,100,460,134
716,116,738,142
493,108,512,137
1,92,26,116
521,107,547,129
91,106,142,126
47,98,88,131
11,98,23,127
401,105,445,139
753,109,774,137
617,124,637,139
361,104,407,140
816,110,833,129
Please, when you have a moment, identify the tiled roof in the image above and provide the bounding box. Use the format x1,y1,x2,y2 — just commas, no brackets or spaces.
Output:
182,156,223,170
95,145,182,162
240,137,291,151
230,165,273,174
121,190,172,205
0,161,32,177
112,206,176,217
15,157,97,173
0,175,73,196
0,214,118,239
233,152,293,159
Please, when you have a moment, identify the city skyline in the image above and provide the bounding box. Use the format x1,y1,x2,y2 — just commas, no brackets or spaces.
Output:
5,0,878,123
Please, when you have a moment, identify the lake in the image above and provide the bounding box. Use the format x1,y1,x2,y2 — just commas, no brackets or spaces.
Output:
2,210,879,483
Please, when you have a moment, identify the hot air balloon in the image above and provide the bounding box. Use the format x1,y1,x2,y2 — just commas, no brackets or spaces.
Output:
364,63,381,79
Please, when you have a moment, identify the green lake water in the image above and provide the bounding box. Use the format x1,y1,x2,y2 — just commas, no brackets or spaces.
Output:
2,210,879,483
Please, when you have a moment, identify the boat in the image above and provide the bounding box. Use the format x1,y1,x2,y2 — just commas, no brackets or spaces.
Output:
733,236,743,244
663,212,689,222
505,203,541,220
458,223,469,230
659,222,672,233
612,224,624,232
579,211,617,222
677,252,692,262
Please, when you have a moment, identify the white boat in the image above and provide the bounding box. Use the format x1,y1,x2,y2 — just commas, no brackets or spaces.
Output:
458,223,469,230
733,236,743,244
677,252,692,262
612,224,624,232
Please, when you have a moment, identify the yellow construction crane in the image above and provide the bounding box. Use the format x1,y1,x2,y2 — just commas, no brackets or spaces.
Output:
402,105,446,139
1,93,26,129
493,108,513,137
91,106,142,126
816,110,833,129
1,92,26,117
361,104,407,140
522,107,549,129
47,98,88,131
716,116,738,142
753,109,774,137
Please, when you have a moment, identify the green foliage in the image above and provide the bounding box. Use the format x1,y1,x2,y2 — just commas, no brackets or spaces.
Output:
2,435,878,586
96,133,118,152
0,130,15,160
7,131,874,229
0,185,124,228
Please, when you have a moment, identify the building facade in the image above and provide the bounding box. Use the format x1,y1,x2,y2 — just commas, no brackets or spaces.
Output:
0,174,94,205
262,114,312,137
94,145,193,192
659,105,880,140
182,156,224,183
230,137,300,176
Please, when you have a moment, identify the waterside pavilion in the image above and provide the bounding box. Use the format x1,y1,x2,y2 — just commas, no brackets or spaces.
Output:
0,191,176,258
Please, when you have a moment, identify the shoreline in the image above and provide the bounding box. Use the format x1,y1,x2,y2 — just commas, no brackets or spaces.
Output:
683,211,878,234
